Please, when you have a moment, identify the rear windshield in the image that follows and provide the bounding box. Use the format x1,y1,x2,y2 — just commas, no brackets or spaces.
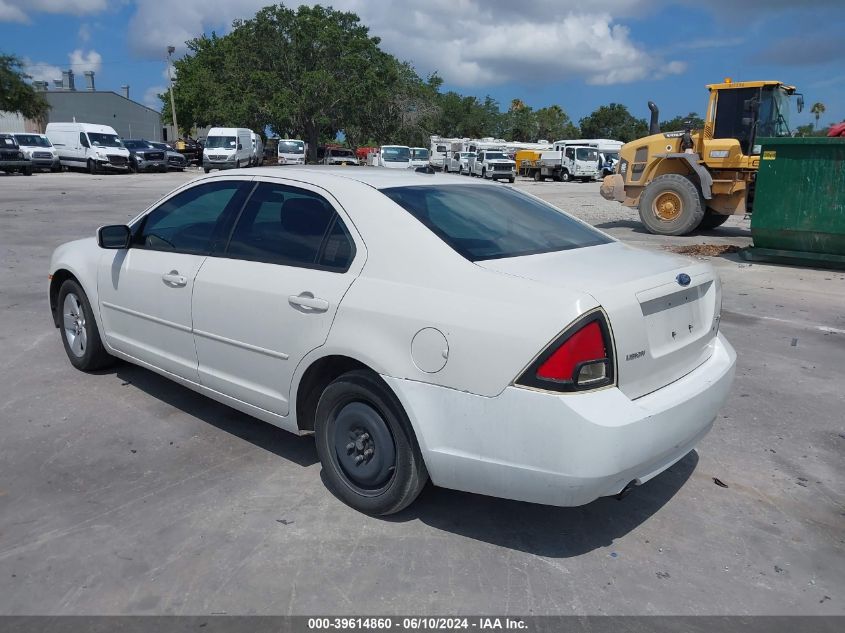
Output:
381,184,610,261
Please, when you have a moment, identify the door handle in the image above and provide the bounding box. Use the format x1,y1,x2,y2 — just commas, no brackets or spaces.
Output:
162,270,187,287
288,292,329,313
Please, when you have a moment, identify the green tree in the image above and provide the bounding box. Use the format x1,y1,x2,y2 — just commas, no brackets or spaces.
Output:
810,102,825,130
659,112,705,132
0,54,49,120
535,105,580,141
162,4,402,160
501,101,537,142
579,103,648,142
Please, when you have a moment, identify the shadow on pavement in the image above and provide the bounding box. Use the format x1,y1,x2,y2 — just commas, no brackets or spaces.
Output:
106,361,696,557
385,451,699,558
112,363,319,467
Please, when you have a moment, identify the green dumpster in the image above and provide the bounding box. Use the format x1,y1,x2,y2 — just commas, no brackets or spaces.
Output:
741,137,845,269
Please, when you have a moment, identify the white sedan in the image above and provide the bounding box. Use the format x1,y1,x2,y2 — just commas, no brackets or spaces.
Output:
48,168,736,515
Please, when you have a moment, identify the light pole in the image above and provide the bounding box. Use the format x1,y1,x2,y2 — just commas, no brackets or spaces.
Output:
166,45,179,141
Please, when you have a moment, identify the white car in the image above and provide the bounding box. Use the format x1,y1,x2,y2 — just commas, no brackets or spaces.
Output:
48,168,736,515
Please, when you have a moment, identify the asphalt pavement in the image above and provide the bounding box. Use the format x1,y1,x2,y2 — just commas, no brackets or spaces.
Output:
0,168,842,615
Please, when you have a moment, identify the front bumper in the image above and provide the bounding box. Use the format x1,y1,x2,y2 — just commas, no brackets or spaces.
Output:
204,157,237,170
384,332,736,507
135,159,168,171
0,160,31,169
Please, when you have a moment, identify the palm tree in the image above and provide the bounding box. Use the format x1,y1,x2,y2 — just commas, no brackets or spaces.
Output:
810,102,826,130
509,98,526,112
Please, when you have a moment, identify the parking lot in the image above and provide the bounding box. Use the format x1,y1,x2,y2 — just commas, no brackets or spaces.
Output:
1,168,842,615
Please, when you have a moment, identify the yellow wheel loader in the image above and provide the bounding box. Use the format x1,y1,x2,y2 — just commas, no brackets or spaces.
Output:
600,80,803,235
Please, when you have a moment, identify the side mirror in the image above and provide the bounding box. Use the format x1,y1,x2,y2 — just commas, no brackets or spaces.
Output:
797,94,804,113
97,224,131,249
237,143,243,150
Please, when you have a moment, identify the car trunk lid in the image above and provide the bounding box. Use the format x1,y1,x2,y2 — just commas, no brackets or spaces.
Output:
477,242,720,399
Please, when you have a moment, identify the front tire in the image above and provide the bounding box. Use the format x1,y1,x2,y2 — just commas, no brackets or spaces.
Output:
314,370,428,515
57,279,114,371
560,170,571,182
87,159,97,175
638,174,705,236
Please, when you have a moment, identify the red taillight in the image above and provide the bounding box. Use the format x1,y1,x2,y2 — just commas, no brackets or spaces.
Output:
536,321,606,381
516,311,615,393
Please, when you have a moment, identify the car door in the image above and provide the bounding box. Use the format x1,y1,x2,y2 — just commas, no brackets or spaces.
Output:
97,178,251,380
191,179,364,416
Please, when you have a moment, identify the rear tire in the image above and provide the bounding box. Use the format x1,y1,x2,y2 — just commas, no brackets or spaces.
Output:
314,369,428,515
22,166,33,176
57,279,114,371
638,173,705,236
699,211,731,230
508,177,515,183
203,167,211,174
533,170,541,182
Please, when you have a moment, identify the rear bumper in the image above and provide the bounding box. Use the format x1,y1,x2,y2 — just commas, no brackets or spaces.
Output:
384,332,736,507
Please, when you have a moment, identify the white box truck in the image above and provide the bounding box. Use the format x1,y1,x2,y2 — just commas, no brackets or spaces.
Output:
45,122,131,174
277,139,306,165
203,127,253,172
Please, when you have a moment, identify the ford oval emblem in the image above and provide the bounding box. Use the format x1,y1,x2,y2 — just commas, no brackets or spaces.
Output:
676,273,692,287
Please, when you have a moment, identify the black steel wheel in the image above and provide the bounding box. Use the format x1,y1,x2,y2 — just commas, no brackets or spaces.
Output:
315,369,428,515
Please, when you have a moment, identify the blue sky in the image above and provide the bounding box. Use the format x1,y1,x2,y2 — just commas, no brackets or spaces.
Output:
2,0,843,132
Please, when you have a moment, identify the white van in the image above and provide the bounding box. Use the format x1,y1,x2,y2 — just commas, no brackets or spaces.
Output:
277,139,306,165
251,132,264,166
203,127,253,172
377,145,411,169
45,122,131,174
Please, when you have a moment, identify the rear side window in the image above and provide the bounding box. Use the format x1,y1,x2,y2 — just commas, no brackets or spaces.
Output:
225,182,355,271
381,184,610,261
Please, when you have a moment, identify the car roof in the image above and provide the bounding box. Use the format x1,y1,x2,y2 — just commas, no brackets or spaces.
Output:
199,166,499,190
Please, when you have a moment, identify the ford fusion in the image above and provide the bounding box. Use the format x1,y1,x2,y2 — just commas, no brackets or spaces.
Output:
48,168,736,515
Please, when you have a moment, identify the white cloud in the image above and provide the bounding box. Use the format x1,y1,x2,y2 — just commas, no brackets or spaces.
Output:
143,85,166,109
22,58,63,83
68,48,102,74
127,0,684,87
0,0,28,22
0,0,106,21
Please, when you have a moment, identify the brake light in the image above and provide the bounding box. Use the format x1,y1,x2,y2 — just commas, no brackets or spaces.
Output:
516,311,615,393
536,321,605,381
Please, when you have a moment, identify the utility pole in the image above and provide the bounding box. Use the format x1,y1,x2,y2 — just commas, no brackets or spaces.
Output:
167,45,179,141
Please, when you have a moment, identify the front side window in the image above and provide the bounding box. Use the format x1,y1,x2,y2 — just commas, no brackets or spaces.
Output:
79,133,90,148
565,148,574,160
226,182,355,271
381,184,610,262
134,181,247,254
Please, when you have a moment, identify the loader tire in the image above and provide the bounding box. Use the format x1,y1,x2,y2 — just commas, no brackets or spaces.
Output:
638,174,705,236
698,211,731,231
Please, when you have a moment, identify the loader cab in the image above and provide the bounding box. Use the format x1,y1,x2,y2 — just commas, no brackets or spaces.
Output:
707,80,802,155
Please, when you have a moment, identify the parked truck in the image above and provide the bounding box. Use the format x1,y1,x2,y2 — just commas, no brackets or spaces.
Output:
522,145,599,182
